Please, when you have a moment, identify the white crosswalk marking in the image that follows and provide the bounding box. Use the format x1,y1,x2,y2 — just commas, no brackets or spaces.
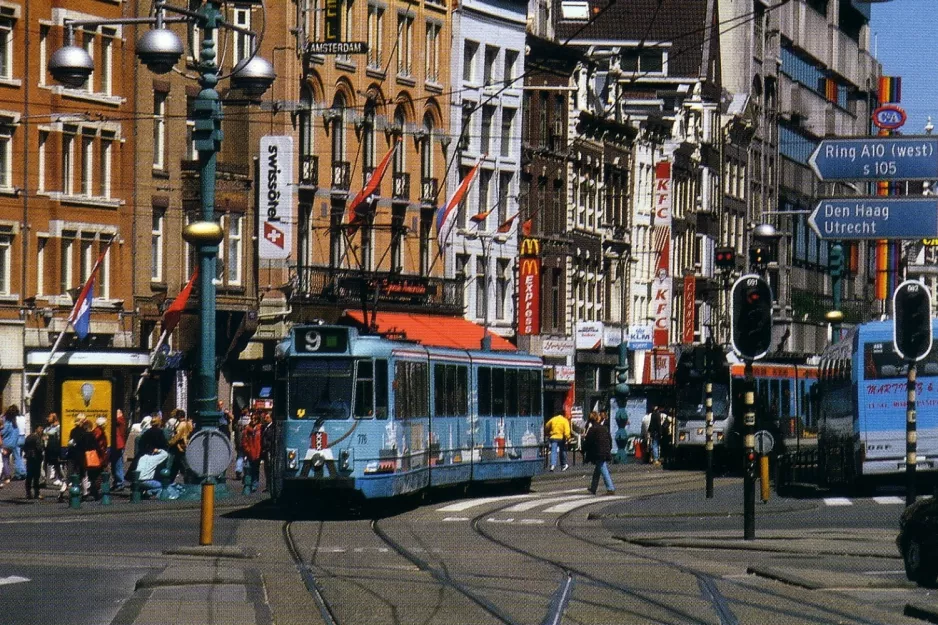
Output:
503,494,594,512
0,576,30,586
824,497,853,506
544,496,627,513
873,496,904,505
436,493,536,512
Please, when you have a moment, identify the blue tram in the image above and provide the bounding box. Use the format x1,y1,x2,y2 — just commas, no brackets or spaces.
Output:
270,323,545,502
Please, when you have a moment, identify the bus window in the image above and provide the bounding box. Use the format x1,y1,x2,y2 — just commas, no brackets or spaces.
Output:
492,368,506,417
375,359,388,419
506,369,518,416
478,367,492,416
455,365,468,416
355,360,374,418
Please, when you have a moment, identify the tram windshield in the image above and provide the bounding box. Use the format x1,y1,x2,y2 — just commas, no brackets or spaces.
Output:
290,359,354,420
675,382,730,419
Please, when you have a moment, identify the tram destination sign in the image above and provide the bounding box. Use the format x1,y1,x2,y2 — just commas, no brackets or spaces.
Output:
808,136,938,181
808,197,938,240
306,41,368,56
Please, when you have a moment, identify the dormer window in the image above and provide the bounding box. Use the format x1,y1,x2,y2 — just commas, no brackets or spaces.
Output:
621,47,666,75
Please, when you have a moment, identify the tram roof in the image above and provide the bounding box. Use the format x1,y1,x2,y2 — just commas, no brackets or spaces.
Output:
341,311,517,352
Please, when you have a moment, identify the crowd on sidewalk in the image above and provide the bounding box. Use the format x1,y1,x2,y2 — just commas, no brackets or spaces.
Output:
0,401,277,502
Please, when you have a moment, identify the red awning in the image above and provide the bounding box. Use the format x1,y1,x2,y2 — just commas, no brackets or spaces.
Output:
342,311,516,351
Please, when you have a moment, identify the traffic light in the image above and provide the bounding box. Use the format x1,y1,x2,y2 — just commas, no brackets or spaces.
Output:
894,280,933,361
749,246,767,267
829,243,844,279
731,275,773,360
715,246,736,270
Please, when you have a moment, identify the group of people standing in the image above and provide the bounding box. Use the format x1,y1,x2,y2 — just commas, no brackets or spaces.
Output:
219,403,275,493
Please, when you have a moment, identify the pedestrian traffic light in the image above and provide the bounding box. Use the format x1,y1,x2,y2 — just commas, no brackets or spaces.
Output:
829,243,844,279
715,246,736,270
731,274,773,360
894,280,933,361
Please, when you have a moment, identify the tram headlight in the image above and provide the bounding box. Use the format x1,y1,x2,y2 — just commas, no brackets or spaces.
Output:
287,448,298,470
696,428,704,436
312,453,325,468
339,449,352,472
716,431,725,441
679,431,687,442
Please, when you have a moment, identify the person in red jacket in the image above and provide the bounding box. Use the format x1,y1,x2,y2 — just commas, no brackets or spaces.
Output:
111,409,128,489
240,413,262,493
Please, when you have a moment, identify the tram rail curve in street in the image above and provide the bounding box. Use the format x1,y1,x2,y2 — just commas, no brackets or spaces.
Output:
282,520,342,625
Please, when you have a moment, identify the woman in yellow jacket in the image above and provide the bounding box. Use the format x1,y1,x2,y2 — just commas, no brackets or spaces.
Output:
544,414,572,471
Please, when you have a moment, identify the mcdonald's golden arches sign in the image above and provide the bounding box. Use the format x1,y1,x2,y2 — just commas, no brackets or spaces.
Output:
517,238,541,336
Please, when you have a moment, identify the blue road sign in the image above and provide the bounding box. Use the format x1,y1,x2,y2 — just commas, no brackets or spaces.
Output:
808,197,938,240
808,136,938,181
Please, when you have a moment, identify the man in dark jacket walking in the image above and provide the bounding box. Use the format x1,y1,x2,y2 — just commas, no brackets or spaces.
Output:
23,425,44,499
260,412,275,493
583,412,616,495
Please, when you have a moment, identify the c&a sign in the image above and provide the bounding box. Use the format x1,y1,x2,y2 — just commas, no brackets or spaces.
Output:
517,238,541,336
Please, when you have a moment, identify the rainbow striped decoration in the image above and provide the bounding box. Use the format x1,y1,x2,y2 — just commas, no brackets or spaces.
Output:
878,76,902,105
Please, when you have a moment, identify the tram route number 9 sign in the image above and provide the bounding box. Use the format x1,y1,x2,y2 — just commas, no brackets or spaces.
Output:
293,327,349,354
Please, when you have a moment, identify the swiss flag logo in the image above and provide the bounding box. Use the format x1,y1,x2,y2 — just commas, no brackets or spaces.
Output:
264,222,285,248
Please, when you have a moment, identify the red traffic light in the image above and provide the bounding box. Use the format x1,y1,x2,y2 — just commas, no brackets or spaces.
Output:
715,246,736,269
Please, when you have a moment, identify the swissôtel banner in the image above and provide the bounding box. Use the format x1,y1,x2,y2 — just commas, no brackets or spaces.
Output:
259,136,294,260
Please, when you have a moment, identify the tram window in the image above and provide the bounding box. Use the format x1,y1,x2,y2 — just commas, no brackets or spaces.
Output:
506,369,518,415
434,364,446,416
355,360,374,418
375,359,388,419
518,370,531,416
478,367,492,416
781,380,791,419
455,365,468,416
395,361,429,419
492,368,506,417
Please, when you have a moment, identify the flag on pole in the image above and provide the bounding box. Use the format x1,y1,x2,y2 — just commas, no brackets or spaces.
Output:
162,268,199,335
469,209,492,224
496,213,519,233
521,218,534,237
562,383,575,420
345,140,399,229
436,160,482,250
68,248,110,340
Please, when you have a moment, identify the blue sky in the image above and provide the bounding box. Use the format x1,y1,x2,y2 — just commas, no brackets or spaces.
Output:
870,0,938,135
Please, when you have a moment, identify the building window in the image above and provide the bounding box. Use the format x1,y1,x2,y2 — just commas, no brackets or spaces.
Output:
483,45,498,86
362,102,376,171
37,237,47,296
620,47,666,74
307,0,321,41
185,96,196,160
62,128,75,195
477,168,492,223
475,256,485,318
98,234,111,299
0,123,11,190
228,213,243,285
392,107,406,172
188,20,201,65
81,132,94,196
456,165,471,228
80,235,95,289
504,49,518,84
498,172,512,223
101,29,115,95
337,0,354,62
299,85,314,175
151,210,164,281
480,105,494,154
39,26,48,86
153,91,167,169
60,230,76,293
232,7,252,65
500,108,515,157
37,131,47,192
463,40,478,82
330,93,346,162
396,14,413,77
0,16,13,80
0,226,10,295
420,113,434,180
425,23,440,83
496,259,509,320
367,4,384,69
82,29,95,92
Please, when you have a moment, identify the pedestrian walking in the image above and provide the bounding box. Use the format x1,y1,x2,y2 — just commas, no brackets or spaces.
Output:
0,406,18,486
23,424,45,499
88,417,109,500
234,408,250,479
260,411,275,493
583,412,616,495
44,413,64,486
240,413,262,493
111,408,128,489
544,413,572,472
60,414,92,501
167,409,192,483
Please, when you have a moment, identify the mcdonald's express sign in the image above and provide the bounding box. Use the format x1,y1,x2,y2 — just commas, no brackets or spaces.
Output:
518,238,541,336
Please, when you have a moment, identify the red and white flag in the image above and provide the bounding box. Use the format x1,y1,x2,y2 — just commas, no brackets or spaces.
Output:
436,159,482,251
345,141,399,230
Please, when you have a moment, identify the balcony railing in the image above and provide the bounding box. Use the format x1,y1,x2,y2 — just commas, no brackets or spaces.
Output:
299,154,318,187
421,177,438,206
289,265,465,315
392,172,410,200
331,161,350,192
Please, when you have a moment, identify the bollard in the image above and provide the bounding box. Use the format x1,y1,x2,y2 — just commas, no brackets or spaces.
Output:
158,467,171,501
69,474,82,509
242,472,252,495
130,471,141,504
100,471,111,506
760,455,771,503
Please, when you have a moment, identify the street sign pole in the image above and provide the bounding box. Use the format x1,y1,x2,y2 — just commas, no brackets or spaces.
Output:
743,360,756,540
906,360,917,507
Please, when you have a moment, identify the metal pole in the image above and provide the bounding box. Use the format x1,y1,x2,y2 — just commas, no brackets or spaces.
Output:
481,235,491,350
906,360,917,506
743,359,756,540
704,339,714,498
831,241,843,341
